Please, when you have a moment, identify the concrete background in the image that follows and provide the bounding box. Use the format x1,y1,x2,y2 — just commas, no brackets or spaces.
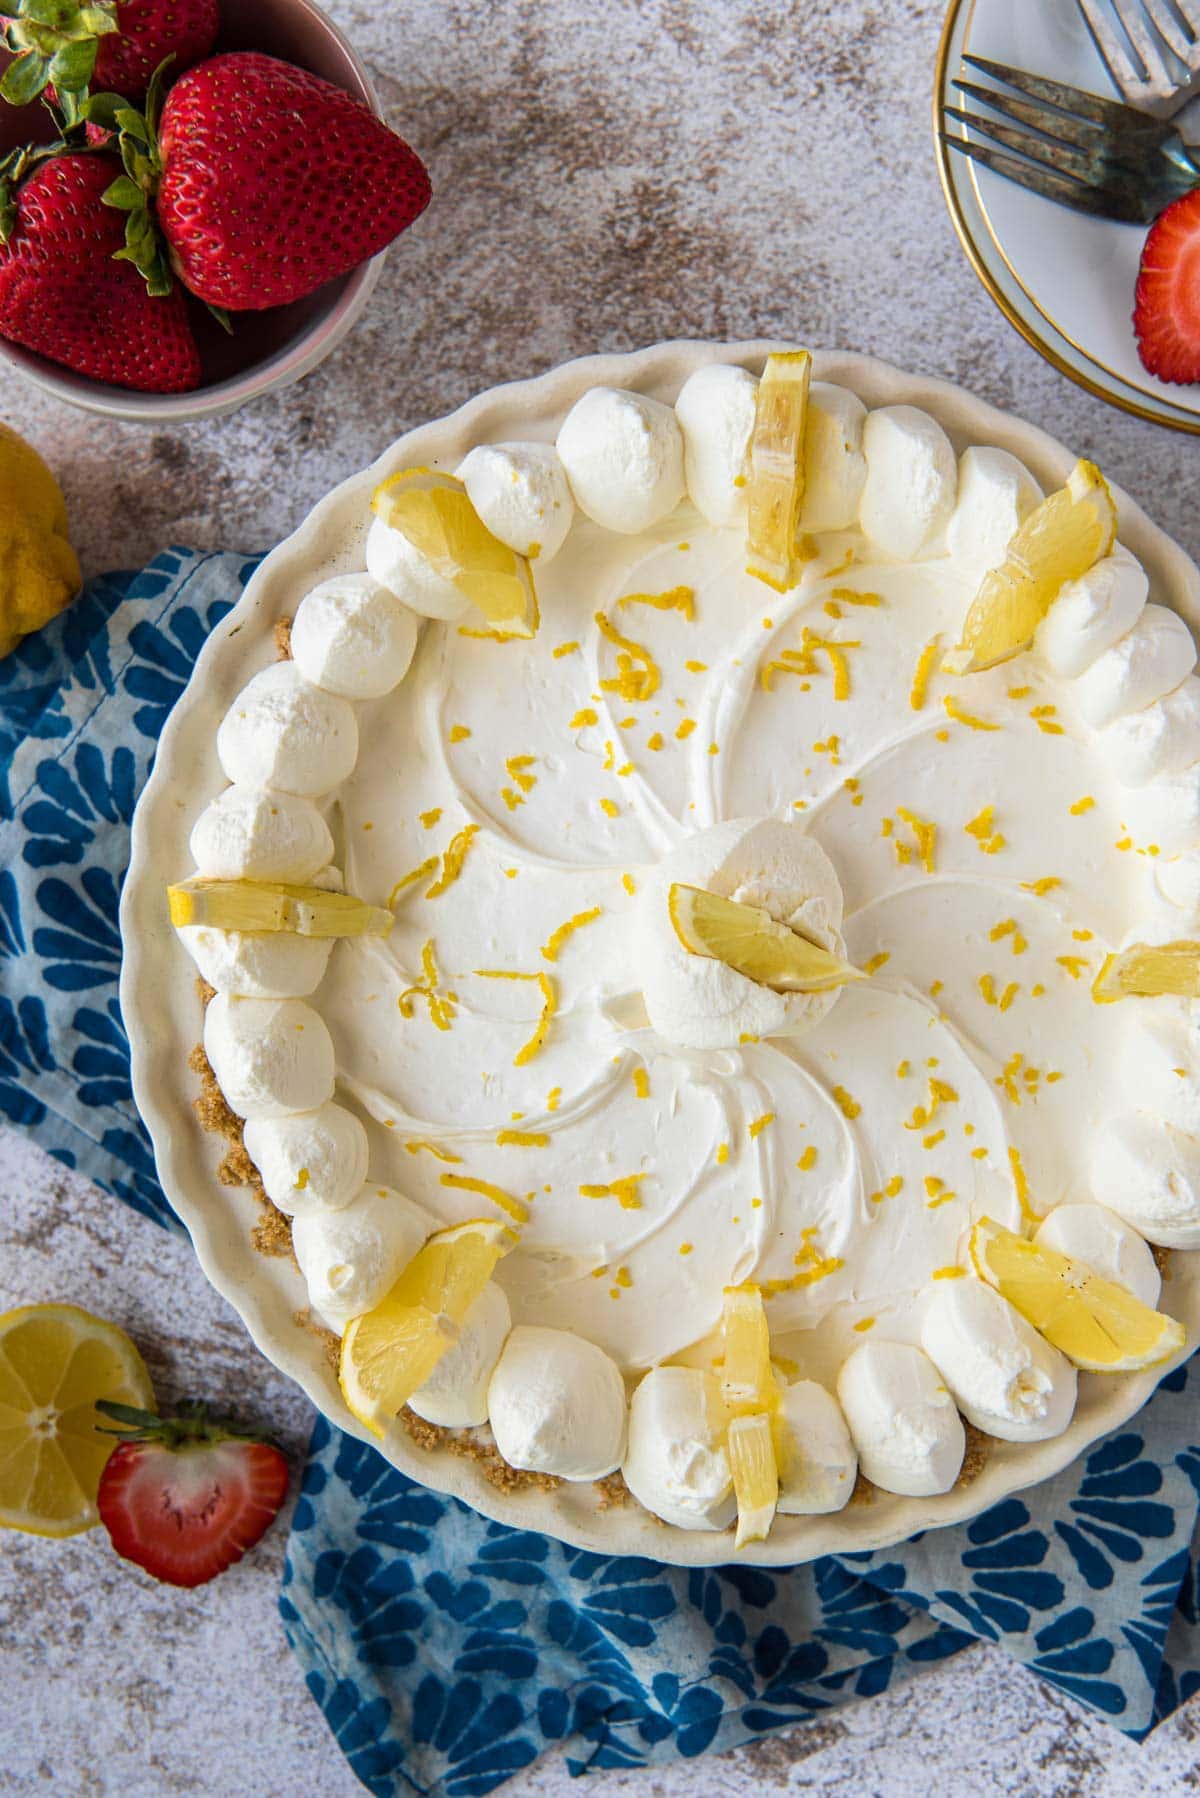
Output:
2,1,1199,1792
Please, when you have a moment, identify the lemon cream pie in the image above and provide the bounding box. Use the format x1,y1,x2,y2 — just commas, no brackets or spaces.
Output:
170,349,1196,1546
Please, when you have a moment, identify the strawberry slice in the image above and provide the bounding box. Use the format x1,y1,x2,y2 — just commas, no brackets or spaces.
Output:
1134,189,1200,387
95,1401,288,1588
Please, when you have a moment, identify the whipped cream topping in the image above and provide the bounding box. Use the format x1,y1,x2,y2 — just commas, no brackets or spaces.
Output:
674,364,758,528
409,1281,512,1428
190,784,334,882
945,446,1042,578
204,994,335,1121
859,405,957,559
291,1182,433,1329
178,923,333,999
487,1324,627,1479
179,371,1200,1517
635,819,847,1048
921,1277,1077,1442
456,442,575,563
1034,544,1148,679
556,387,685,533
291,573,419,700
243,1101,370,1216
622,1365,735,1530
836,1340,964,1496
217,663,358,797
775,1377,858,1515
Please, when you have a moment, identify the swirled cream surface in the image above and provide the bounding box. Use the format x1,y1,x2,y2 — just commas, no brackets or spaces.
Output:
299,494,1194,1385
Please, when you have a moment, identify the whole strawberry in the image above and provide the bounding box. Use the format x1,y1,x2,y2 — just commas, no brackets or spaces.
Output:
0,152,200,391
96,1400,289,1588
155,52,432,310
0,0,218,110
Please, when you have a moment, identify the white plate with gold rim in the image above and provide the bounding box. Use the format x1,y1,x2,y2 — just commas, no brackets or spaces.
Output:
120,340,1200,1566
937,0,1200,434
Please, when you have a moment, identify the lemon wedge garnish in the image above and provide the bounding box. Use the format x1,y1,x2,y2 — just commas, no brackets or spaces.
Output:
746,349,813,593
727,1412,779,1547
970,1217,1185,1373
951,459,1117,672
668,882,863,994
339,1219,508,1438
168,878,393,938
0,1303,155,1536
1092,940,1200,1004
720,1284,777,1415
372,468,540,639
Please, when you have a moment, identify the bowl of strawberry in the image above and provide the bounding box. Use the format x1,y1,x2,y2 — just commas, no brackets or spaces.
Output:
0,0,431,418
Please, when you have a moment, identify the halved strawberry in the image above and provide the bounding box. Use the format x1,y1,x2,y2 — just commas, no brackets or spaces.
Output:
95,1401,289,1588
1133,189,1200,387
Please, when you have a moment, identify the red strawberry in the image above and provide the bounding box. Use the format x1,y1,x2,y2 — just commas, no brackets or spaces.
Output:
0,153,200,391
1,0,217,109
93,0,218,99
1134,189,1200,387
155,52,432,310
95,1401,289,1588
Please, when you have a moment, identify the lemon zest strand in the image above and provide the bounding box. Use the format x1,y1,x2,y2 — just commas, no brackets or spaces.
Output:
595,611,660,702
617,585,695,620
580,1174,646,1211
440,1172,529,1224
541,907,603,963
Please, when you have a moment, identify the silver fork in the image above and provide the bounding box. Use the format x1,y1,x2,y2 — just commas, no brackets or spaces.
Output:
1076,0,1200,116
941,53,1200,223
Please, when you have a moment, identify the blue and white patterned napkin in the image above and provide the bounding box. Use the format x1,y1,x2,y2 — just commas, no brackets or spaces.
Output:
3,551,1200,1798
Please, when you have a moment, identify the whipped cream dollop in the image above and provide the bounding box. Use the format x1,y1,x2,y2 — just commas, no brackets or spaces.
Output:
1097,675,1200,788
837,1341,965,1496
243,1101,370,1216
487,1325,628,1480
217,663,358,797
291,1182,431,1329
291,573,419,700
946,445,1042,575
636,818,848,1049
1034,1202,1162,1308
802,381,868,533
921,1278,1077,1443
409,1281,512,1428
177,924,333,1000
366,513,472,621
456,442,575,563
1072,603,1197,730
1090,1114,1200,1249
859,405,957,560
775,1378,857,1515
204,993,335,1120
189,784,333,882
1034,544,1148,679
556,387,685,533
674,363,758,528
621,1365,735,1530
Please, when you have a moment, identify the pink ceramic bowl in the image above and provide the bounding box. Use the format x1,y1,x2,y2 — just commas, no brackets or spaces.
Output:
0,0,393,421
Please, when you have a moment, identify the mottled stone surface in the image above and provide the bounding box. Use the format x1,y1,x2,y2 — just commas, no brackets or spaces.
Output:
2,0,1199,1792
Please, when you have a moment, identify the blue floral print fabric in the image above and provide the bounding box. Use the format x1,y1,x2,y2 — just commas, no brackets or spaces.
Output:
2,552,1199,1797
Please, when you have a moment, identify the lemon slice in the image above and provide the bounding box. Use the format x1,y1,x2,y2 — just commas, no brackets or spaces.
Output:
720,1284,777,1416
372,468,540,638
970,1217,1185,1373
0,1303,155,1537
727,1412,779,1547
339,1219,508,1438
746,349,813,592
168,878,394,937
668,883,863,994
951,460,1117,673
1092,940,1200,1004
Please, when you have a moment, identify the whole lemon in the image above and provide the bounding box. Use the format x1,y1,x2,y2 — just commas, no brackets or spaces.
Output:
0,422,82,659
